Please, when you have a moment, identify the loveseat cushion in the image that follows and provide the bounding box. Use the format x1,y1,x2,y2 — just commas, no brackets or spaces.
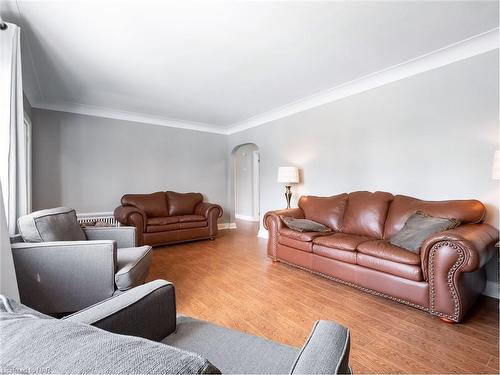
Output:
115,246,153,291
146,224,180,233
298,194,348,231
147,216,179,225
179,215,206,223
312,245,357,264
279,235,314,252
383,195,485,239
122,192,169,218
341,191,394,238
167,192,204,216
313,233,373,251
17,207,86,243
0,297,220,374
357,240,421,265
279,228,329,242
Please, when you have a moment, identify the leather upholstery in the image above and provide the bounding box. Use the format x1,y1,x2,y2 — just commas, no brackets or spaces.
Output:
122,192,168,218
341,191,393,238
166,192,203,216
384,195,486,239
115,192,222,247
265,190,499,322
357,240,421,265
313,233,373,251
298,194,348,231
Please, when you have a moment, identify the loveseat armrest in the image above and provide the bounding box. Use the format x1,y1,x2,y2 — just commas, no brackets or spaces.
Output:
64,279,176,342
263,208,304,260
420,223,499,280
290,320,350,375
11,240,117,314
195,202,223,219
83,226,137,248
114,205,147,231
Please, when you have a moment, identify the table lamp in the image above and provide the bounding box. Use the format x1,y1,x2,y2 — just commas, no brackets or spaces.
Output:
277,166,299,209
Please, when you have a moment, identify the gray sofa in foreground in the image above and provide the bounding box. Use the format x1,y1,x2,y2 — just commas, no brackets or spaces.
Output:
10,207,152,315
0,280,351,374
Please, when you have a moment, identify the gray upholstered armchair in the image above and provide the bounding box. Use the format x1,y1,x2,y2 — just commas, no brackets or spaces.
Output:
10,207,152,315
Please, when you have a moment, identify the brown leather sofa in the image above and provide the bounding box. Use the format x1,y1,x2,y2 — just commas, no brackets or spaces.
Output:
264,191,498,323
114,191,223,247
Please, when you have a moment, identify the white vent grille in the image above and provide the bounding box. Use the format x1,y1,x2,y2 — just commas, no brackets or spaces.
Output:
77,212,120,227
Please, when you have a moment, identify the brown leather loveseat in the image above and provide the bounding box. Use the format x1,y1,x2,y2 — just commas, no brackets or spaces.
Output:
114,191,223,246
264,191,498,323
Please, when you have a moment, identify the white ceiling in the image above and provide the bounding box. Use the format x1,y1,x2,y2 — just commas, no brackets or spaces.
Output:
1,1,499,133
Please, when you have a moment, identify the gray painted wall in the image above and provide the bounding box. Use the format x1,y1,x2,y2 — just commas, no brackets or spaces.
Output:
31,110,229,222
228,51,499,290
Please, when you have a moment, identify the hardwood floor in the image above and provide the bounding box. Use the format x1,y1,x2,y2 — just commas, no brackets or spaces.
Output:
147,220,499,374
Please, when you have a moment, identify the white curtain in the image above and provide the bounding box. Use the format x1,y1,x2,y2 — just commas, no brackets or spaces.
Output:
0,22,29,235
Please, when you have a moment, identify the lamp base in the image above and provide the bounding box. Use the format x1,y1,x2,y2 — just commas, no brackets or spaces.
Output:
285,185,292,209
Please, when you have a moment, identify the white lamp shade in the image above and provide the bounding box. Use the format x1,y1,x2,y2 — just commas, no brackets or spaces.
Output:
493,151,500,180
277,166,299,184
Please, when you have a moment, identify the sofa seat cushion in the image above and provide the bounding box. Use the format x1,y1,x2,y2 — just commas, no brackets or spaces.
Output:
313,233,373,251
179,215,206,223
312,245,356,264
357,240,421,265
279,235,313,252
146,223,180,233
356,253,423,281
147,216,180,225
180,221,208,229
279,228,329,242
115,246,153,291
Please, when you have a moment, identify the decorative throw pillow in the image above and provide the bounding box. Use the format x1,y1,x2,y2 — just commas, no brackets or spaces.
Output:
390,211,460,254
280,216,332,233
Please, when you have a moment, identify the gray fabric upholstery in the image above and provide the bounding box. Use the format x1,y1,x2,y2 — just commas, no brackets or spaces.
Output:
83,226,137,248
390,211,460,253
65,279,176,342
115,246,153,291
17,207,86,243
0,296,220,374
290,320,351,375
11,240,117,314
163,315,300,374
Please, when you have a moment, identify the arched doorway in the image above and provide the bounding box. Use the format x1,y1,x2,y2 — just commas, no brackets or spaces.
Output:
232,143,260,227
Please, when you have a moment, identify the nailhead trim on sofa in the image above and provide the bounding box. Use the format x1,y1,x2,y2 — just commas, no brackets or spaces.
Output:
428,241,465,322
278,259,430,313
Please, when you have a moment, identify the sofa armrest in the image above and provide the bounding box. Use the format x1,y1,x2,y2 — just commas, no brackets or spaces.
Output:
11,241,117,314
195,202,223,219
114,206,147,232
420,223,499,280
263,208,304,259
290,320,350,375
64,280,176,342
83,226,137,248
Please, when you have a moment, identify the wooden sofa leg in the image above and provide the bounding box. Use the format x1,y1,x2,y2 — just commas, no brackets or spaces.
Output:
440,317,456,324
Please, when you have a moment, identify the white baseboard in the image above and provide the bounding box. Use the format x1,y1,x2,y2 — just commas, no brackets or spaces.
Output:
218,222,237,230
257,229,269,239
483,280,499,299
235,214,260,222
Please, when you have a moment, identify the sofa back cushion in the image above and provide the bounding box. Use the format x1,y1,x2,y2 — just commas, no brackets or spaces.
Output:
122,192,168,218
0,297,220,375
341,191,394,238
298,194,348,231
383,195,485,239
166,191,203,216
17,207,86,243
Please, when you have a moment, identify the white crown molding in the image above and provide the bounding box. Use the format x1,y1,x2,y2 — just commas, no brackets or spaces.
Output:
225,28,500,135
30,28,499,136
31,100,228,135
